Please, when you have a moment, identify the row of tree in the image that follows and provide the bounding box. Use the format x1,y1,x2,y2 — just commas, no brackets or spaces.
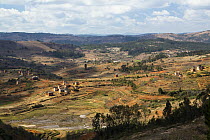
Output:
120,62,163,73
111,78,137,90
43,50,84,59
176,50,210,57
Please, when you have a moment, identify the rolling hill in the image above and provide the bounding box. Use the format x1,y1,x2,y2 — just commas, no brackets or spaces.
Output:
0,32,154,45
84,38,210,56
155,30,210,43
0,30,210,46
0,40,83,58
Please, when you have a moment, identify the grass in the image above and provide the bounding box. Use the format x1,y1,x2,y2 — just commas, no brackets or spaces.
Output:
0,100,16,106
66,99,104,109
4,109,47,120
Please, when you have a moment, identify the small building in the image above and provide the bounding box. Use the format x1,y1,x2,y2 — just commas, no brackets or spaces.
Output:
73,86,79,91
16,80,19,85
53,87,59,91
59,89,66,96
18,70,22,75
174,71,183,77
62,81,67,85
74,82,79,86
191,66,196,72
32,76,39,80
179,73,183,77
197,65,204,71
59,88,66,93
59,89,70,96
174,71,180,76
46,91,54,96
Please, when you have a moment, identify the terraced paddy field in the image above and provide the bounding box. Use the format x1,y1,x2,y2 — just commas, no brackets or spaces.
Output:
0,53,210,139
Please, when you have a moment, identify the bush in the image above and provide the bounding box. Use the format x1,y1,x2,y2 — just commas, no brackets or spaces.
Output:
31,104,44,109
158,88,164,94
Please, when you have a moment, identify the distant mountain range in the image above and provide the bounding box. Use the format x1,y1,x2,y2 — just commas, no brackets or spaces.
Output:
0,30,210,45
0,32,153,45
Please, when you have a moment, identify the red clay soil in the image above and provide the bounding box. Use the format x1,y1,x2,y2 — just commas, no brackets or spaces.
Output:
137,94,171,100
150,71,167,74
26,129,42,135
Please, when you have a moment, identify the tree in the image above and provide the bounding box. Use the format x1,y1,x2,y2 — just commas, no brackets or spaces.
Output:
121,65,127,72
156,65,163,71
141,106,151,122
204,99,210,140
92,113,101,131
163,100,172,118
158,88,164,94
183,97,190,107
108,104,141,126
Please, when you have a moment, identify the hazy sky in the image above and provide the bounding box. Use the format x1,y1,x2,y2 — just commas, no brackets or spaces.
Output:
0,0,210,34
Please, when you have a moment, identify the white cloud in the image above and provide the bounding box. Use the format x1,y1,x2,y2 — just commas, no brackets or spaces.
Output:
153,10,170,16
175,0,210,9
0,0,210,34
25,0,170,11
0,0,25,5
147,15,183,23
184,9,210,21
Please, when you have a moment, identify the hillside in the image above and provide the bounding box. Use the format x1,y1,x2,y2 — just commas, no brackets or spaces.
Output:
0,40,83,80
84,38,210,56
0,40,83,58
0,119,39,140
155,30,210,43
120,117,208,140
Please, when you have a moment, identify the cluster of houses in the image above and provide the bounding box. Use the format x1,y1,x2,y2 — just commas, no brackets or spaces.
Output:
174,65,204,77
2,69,80,97
191,65,204,72
0,69,31,76
18,70,31,76
46,81,80,96
174,71,183,77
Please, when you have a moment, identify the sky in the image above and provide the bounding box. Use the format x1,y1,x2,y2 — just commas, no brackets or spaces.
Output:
0,0,210,35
